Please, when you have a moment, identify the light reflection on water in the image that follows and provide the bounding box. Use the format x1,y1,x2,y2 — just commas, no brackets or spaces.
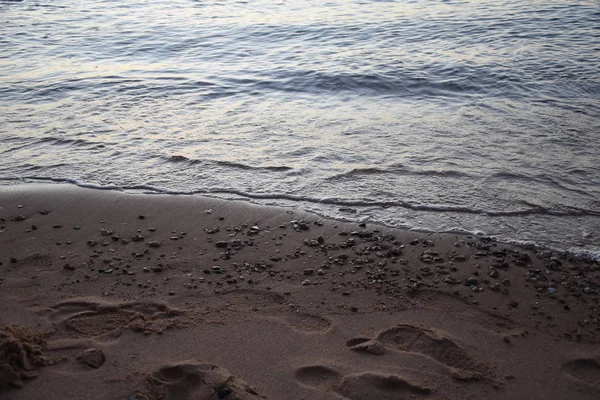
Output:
0,0,599,255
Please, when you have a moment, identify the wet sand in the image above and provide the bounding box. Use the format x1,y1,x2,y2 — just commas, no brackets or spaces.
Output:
0,184,599,399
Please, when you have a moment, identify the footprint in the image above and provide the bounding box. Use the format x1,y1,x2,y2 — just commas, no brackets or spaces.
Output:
295,364,432,400
220,289,286,311
348,324,493,381
284,313,332,333
562,356,600,390
339,372,432,400
295,365,341,389
45,297,188,338
132,360,265,400
11,253,53,270
409,290,514,334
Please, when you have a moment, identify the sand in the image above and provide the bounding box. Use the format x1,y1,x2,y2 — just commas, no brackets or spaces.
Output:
0,183,598,400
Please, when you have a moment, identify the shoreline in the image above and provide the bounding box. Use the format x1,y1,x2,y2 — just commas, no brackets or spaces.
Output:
2,180,598,262
0,183,599,399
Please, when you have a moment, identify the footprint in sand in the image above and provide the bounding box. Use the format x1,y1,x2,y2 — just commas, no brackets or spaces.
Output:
44,297,187,338
131,360,265,400
347,324,494,381
221,289,332,333
295,364,433,400
283,312,332,334
409,290,515,335
561,356,600,391
220,289,286,311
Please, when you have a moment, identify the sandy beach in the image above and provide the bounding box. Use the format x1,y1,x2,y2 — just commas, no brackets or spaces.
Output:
0,184,598,399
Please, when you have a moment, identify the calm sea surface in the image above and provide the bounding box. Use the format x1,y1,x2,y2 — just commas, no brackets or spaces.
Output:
1,0,599,257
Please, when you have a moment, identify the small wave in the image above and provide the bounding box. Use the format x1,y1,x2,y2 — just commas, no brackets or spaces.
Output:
486,171,598,198
35,137,105,148
1,137,106,154
166,155,292,172
0,177,124,191
327,166,470,181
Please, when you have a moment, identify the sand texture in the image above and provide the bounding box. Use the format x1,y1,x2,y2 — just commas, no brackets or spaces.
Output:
0,184,598,399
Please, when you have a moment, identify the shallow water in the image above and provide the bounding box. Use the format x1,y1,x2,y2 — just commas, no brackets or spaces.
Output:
1,0,599,256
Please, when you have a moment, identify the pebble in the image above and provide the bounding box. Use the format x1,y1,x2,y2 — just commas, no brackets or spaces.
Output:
466,276,478,286
301,279,312,286
147,241,161,248
80,348,106,369
63,263,75,271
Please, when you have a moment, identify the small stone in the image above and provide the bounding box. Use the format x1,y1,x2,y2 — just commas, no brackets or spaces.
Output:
303,268,314,275
317,269,325,275
10,257,17,263
147,241,161,248
215,241,229,248
138,215,146,220
466,276,478,286
131,235,144,242
63,263,75,271
80,348,106,369
301,279,312,286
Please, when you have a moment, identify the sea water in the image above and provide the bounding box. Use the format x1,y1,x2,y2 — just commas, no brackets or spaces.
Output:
1,0,599,257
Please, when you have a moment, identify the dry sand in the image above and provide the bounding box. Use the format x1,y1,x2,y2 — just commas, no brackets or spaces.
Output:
0,183,598,400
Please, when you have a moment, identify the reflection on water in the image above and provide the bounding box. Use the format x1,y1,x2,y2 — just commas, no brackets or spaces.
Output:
0,0,599,256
